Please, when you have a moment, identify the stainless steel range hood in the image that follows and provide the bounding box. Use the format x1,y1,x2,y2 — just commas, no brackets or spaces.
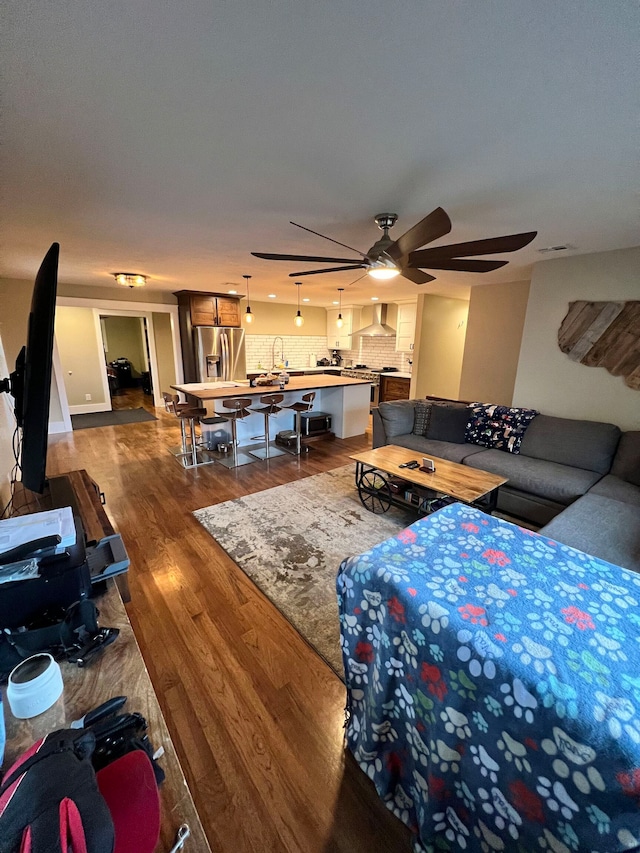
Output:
352,304,396,337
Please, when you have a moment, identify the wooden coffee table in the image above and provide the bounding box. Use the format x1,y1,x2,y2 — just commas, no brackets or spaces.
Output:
350,445,507,516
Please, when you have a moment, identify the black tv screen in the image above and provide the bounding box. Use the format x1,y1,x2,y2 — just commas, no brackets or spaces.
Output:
17,243,59,494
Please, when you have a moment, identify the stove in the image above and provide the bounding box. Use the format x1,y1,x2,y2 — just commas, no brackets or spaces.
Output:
341,367,380,384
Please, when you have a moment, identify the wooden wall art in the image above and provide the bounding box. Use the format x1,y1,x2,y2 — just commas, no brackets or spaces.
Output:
558,301,640,390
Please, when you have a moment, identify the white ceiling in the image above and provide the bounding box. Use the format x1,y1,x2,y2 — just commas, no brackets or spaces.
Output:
1,1,638,307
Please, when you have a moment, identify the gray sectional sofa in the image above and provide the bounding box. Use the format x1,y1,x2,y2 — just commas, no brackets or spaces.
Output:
372,399,640,573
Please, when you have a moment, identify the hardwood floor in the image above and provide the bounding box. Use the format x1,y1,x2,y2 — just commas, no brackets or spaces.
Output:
47,405,410,852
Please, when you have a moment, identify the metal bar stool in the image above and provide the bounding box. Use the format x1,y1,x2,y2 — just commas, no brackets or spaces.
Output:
164,392,197,459
174,406,213,468
248,393,286,460
217,398,255,468
283,391,316,456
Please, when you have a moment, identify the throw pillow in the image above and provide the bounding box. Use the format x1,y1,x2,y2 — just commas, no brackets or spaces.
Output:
466,403,539,454
426,404,471,443
412,401,433,436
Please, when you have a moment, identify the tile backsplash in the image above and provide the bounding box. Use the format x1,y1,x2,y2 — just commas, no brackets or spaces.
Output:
338,337,412,371
245,334,412,372
245,335,330,370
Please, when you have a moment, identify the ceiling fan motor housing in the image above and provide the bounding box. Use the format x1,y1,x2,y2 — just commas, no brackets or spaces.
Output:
374,213,398,231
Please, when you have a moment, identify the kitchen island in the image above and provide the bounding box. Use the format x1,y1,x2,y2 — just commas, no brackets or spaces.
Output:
171,374,371,441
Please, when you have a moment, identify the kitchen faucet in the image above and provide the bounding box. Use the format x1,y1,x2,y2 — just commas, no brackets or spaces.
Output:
271,336,285,369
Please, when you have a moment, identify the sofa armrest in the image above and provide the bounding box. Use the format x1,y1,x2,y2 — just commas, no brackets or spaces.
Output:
372,407,386,448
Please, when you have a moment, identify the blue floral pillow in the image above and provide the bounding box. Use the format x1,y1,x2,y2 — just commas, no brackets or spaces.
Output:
466,403,539,453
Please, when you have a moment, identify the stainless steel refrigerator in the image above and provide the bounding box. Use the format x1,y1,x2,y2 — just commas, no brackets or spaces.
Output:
194,326,246,382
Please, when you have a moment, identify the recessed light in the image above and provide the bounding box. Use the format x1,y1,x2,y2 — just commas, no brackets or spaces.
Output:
302,297,310,302
537,244,575,254
332,300,339,305
371,296,379,301
268,293,277,298
228,289,237,294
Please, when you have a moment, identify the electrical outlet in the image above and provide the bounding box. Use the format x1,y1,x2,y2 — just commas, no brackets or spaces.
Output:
85,393,92,401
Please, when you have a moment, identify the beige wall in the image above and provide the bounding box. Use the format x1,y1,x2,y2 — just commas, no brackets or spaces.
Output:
412,294,469,400
153,312,177,393
513,247,640,430
58,283,177,304
0,277,33,367
459,280,530,405
55,306,108,408
243,301,327,336
102,316,147,374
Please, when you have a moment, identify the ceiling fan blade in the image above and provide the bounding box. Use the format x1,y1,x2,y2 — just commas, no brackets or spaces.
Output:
414,259,509,273
290,221,368,258
400,267,436,285
409,231,537,264
288,265,366,276
387,208,452,261
251,252,360,264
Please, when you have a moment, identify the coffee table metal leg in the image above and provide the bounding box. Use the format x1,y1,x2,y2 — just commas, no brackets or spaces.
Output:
356,463,392,513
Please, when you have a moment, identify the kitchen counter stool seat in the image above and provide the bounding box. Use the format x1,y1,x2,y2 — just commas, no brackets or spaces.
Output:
174,405,215,469
249,393,286,460
217,397,256,468
283,391,316,456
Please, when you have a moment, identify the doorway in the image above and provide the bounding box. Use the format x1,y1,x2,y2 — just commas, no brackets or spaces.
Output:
100,314,153,410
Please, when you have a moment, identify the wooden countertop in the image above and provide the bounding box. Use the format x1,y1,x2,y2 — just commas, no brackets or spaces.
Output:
172,373,371,401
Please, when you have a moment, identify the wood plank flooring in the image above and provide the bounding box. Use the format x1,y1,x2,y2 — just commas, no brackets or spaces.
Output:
47,399,411,852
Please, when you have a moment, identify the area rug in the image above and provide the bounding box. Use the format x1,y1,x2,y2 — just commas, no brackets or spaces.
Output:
194,464,416,677
71,408,157,430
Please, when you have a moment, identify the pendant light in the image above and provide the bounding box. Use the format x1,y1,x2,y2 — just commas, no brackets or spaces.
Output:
336,288,344,328
243,275,254,324
294,282,304,327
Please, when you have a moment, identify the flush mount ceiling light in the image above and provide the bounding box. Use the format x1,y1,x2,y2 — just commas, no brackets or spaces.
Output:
294,282,304,327
336,288,345,327
243,275,254,324
113,272,147,288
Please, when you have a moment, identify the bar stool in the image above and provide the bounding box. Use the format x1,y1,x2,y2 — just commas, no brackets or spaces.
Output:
174,406,213,469
249,393,286,460
217,398,255,468
284,391,316,456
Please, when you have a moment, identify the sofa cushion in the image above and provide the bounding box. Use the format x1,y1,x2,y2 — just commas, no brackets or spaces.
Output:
589,474,640,507
426,404,470,443
412,401,433,436
465,448,602,505
518,414,621,474
389,434,487,463
466,402,539,454
610,431,640,486
540,493,640,573
378,400,416,439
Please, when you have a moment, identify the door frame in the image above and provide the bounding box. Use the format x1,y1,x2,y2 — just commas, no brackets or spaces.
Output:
55,296,182,424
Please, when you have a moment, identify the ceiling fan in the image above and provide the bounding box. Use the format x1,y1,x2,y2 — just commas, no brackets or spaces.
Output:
251,208,537,284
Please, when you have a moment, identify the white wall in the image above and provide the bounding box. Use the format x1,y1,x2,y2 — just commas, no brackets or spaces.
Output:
513,247,640,430
412,294,469,400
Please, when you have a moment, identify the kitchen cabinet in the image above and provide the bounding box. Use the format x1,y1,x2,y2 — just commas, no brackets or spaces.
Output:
380,375,410,402
326,307,361,350
395,301,417,352
175,291,241,327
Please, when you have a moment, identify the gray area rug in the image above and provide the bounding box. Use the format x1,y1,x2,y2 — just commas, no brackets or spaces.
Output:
71,408,157,430
194,464,416,677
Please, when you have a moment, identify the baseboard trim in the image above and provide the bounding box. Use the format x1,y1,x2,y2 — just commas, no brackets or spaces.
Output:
48,420,72,434
68,403,112,416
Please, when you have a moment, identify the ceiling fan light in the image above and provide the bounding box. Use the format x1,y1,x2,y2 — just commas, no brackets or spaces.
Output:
368,266,399,280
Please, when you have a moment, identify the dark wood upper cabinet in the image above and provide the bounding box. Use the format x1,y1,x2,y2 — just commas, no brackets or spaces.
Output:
175,291,241,327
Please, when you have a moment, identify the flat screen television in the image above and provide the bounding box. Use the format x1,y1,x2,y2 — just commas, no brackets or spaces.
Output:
1,242,59,495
